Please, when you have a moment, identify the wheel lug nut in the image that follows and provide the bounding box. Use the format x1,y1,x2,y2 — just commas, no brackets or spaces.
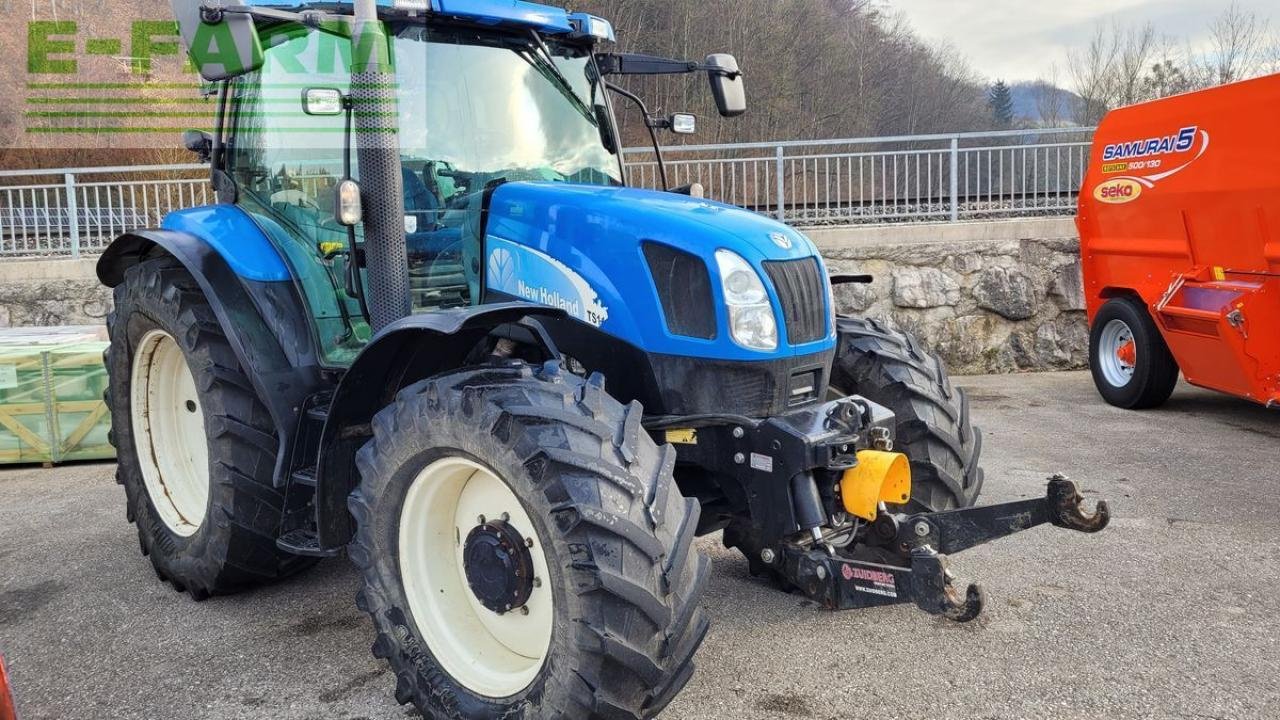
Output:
519,605,530,615
477,514,486,525
533,577,542,588
525,537,534,548
500,512,510,522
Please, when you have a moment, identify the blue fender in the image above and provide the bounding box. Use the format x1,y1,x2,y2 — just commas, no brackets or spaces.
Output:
314,302,568,547
97,220,321,488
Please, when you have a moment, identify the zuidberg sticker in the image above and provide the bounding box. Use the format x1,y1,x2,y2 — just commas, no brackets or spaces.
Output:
1093,178,1143,204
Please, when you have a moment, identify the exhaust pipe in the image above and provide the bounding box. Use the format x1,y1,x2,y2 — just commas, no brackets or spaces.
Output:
351,0,410,332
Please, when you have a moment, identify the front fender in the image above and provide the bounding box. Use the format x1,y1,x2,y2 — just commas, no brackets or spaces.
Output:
97,228,322,487
314,302,567,547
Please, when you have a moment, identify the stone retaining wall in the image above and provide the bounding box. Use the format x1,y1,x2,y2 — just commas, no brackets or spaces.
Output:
0,217,1085,373
810,217,1084,374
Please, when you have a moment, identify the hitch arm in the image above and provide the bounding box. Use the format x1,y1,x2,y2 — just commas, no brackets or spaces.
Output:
772,474,1109,623
906,474,1110,555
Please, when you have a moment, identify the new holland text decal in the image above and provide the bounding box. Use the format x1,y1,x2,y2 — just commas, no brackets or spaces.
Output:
1094,124,1210,203
487,237,610,327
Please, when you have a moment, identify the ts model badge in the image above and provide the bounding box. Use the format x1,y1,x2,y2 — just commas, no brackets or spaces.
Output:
770,232,793,250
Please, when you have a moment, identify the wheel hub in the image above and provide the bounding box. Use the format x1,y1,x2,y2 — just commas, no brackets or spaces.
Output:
1116,339,1137,367
463,519,534,614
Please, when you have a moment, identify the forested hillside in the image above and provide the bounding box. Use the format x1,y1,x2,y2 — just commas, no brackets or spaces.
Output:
562,0,989,144
1,0,991,169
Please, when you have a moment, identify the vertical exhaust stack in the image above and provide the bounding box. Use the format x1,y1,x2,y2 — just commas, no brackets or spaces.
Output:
351,0,410,332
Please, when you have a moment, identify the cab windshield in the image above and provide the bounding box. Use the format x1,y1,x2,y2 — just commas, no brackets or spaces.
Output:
395,26,622,192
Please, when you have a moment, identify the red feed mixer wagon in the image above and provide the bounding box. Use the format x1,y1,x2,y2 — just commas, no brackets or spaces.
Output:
1077,73,1280,409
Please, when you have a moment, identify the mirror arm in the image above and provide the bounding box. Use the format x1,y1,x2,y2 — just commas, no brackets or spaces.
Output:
605,80,670,191
203,4,350,29
598,52,743,79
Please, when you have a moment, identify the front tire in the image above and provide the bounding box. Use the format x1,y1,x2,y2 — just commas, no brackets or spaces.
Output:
1089,296,1179,409
349,361,710,719
830,317,984,512
105,255,315,598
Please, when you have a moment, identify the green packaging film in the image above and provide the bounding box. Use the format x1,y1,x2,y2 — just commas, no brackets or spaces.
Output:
0,327,114,465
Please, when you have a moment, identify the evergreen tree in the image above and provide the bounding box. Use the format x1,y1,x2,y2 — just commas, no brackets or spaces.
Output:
988,80,1015,129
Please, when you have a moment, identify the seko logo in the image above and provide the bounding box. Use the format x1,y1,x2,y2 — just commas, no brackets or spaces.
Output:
1093,178,1143,204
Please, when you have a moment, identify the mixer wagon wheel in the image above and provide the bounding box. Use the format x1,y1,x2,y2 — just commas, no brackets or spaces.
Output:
1089,296,1180,409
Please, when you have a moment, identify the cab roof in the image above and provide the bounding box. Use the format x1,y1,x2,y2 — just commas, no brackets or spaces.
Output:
241,0,612,38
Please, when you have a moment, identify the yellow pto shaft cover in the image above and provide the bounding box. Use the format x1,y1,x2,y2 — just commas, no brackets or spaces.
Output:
840,450,912,521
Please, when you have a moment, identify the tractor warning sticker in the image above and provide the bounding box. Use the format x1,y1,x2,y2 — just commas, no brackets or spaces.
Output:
1093,124,1211,201
842,563,898,598
486,237,611,327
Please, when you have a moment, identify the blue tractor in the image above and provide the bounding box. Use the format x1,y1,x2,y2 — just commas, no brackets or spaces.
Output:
97,0,1109,716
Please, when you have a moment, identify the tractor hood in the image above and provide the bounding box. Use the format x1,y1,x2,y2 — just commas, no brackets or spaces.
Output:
482,182,835,362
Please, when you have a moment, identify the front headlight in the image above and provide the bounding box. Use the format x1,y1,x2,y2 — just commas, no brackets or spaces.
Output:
715,249,778,350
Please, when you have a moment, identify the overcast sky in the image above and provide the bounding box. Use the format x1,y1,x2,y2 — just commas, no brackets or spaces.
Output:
892,0,1278,83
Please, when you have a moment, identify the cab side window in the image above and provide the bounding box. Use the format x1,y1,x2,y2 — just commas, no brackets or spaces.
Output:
229,30,353,249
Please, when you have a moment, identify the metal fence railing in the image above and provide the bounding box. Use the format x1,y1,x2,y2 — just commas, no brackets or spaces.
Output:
0,128,1094,257
0,164,210,257
622,127,1095,225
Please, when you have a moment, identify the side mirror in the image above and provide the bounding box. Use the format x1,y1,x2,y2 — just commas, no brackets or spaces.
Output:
302,88,344,116
171,0,264,81
705,54,746,118
182,129,213,162
334,179,362,226
669,113,697,135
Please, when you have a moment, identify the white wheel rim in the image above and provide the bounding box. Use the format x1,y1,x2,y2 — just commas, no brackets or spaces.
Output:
398,457,554,698
130,329,210,537
1098,319,1136,388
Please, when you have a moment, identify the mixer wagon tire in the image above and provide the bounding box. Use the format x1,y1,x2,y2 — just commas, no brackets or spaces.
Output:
348,361,710,719
1089,297,1180,409
830,317,984,513
104,255,316,600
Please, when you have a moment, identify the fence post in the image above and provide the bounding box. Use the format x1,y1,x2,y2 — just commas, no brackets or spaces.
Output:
948,137,959,223
775,145,786,222
64,172,81,258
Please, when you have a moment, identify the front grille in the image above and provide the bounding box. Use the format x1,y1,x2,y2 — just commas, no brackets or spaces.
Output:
763,257,828,344
643,242,717,339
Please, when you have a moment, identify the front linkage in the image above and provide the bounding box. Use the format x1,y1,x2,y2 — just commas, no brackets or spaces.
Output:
665,393,1110,623
775,475,1109,621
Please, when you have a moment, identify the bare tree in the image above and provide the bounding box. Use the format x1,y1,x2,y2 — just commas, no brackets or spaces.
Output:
1033,64,1068,127
1067,25,1119,125
1067,21,1156,123
1192,2,1269,85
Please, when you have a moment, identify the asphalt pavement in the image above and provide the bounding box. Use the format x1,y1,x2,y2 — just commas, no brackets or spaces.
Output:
2,370,1278,719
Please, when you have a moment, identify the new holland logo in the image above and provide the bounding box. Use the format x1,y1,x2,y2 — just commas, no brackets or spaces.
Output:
770,232,793,250
1093,178,1143,204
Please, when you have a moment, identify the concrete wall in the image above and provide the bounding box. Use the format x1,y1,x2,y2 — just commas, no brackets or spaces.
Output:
0,258,112,328
0,217,1085,373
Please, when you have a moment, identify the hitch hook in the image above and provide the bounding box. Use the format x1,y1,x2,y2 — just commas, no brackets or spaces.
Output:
1047,474,1110,533
908,547,985,622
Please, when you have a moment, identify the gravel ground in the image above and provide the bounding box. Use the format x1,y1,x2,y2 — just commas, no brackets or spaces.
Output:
1,370,1278,720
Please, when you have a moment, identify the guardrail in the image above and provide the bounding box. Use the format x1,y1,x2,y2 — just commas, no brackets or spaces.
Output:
0,163,210,258
0,128,1093,257
622,127,1094,225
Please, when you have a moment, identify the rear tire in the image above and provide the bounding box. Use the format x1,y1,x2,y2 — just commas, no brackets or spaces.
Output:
349,361,709,719
830,317,984,512
105,255,315,599
1089,296,1179,409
